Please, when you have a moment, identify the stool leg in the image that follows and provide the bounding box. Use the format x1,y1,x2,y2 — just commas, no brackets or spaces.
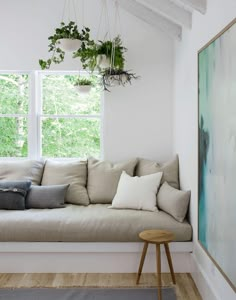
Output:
156,244,162,300
136,242,148,284
164,243,176,284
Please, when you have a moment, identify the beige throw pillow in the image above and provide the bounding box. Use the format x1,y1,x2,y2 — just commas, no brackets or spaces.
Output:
0,160,44,185
41,160,89,205
87,157,138,204
157,182,190,222
135,155,179,189
110,171,163,212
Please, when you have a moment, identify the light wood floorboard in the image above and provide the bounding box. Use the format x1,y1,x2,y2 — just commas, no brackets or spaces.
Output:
0,273,202,300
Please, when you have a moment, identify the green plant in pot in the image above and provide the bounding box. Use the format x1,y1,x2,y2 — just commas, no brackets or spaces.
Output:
74,36,126,71
39,21,93,70
74,77,94,94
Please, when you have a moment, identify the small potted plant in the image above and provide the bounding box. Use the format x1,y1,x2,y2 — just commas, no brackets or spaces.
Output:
74,77,94,94
39,21,92,70
74,36,126,72
96,36,126,70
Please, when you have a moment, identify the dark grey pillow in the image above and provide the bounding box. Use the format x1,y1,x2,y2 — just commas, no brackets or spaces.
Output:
0,181,31,210
26,184,69,209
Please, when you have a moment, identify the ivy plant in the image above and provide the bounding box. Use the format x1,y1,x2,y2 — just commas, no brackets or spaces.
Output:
39,21,92,70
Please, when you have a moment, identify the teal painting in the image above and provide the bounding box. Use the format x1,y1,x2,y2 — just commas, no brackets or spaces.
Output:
198,18,236,292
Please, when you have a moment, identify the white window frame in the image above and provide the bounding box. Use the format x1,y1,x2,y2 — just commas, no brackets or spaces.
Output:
0,70,104,160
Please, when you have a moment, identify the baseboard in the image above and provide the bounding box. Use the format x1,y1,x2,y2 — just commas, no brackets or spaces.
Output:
0,242,193,273
191,253,220,300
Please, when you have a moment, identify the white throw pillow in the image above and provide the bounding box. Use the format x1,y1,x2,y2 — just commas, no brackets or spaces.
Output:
110,171,163,212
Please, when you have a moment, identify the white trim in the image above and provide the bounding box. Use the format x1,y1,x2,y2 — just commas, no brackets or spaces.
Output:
40,114,101,119
0,242,193,273
28,71,38,159
191,253,220,300
0,242,193,253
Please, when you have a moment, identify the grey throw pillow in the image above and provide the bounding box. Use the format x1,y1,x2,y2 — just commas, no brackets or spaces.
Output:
87,157,138,204
26,184,69,209
0,180,31,210
135,155,180,189
0,160,44,185
157,182,190,222
41,160,89,206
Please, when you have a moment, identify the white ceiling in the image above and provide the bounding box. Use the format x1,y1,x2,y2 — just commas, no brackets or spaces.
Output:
116,0,207,40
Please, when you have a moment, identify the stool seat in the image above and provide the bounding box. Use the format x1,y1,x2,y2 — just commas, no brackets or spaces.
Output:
136,229,176,300
139,229,174,244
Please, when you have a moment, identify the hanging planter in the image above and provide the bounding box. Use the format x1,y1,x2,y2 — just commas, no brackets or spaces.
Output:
96,54,110,69
57,38,82,52
101,69,139,91
74,36,126,72
74,77,94,94
39,21,92,70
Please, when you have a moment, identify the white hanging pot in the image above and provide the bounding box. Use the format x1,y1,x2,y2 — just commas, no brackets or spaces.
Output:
57,38,82,52
75,85,92,94
97,54,110,69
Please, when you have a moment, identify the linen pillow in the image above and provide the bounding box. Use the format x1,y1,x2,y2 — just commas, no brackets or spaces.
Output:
0,180,31,210
0,160,44,185
26,184,69,209
41,160,89,205
110,171,163,212
87,157,138,204
135,155,179,189
157,182,190,222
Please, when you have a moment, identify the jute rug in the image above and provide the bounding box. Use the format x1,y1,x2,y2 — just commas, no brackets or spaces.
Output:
0,287,176,299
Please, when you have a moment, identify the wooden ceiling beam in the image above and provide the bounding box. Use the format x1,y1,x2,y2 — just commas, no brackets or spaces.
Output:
117,0,182,40
138,0,192,28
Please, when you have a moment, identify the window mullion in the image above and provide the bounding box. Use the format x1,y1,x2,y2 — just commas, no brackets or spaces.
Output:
28,71,39,160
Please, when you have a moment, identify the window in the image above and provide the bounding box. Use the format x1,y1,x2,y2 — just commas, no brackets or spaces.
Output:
0,73,29,157
0,71,102,159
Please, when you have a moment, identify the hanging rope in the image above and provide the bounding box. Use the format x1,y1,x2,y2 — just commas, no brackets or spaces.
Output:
61,0,79,24
110,0,120,70
96,0,112,42
81,0,85,28
61,0,68,22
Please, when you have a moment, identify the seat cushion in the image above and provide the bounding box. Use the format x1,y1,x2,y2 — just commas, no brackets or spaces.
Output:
0,204,192,242
135,155,179,189
87,157,138,204
41,160,89,206
0,160,44,185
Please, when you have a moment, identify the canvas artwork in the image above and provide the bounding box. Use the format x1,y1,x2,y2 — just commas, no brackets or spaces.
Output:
198,18,236,292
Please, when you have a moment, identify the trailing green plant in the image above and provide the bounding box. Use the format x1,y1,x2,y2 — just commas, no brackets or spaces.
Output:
39,21,93,70
74,36,126,71
101,68,139,91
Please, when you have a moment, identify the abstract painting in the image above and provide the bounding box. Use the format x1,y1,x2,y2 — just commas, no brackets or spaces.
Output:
198,18,236,292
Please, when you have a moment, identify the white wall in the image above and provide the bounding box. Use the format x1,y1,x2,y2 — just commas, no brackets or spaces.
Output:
0,0,174,162
174,0,236,299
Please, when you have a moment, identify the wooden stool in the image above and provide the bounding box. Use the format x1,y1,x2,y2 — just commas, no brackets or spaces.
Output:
136,229,176,300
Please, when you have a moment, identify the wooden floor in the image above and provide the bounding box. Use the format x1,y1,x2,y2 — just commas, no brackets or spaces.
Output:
0,273,202,300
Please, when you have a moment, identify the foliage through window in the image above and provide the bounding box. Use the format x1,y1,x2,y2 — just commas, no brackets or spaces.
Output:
0,72,102,159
